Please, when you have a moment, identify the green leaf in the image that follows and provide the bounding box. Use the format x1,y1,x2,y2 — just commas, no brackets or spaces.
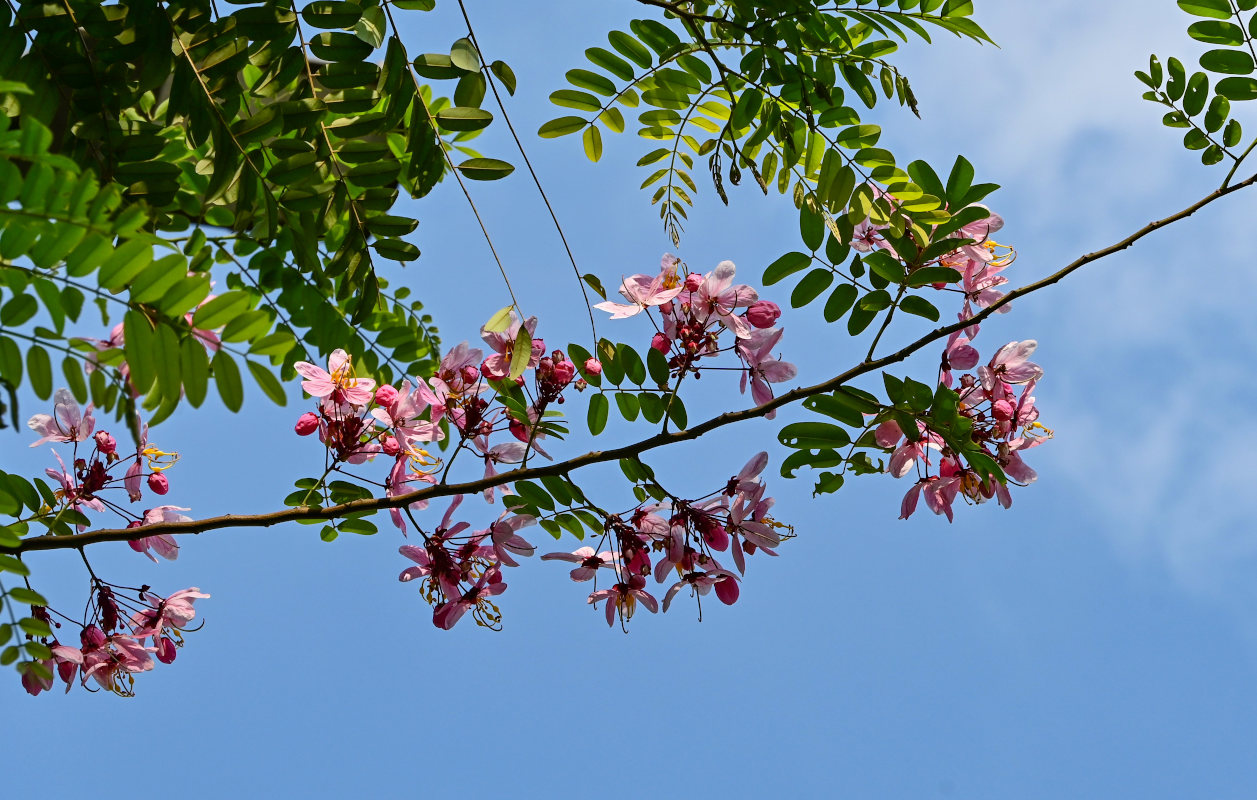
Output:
778,422,852,449
824,283,859,322
97,240,154,291
0,294,37,326
450,37,480,73
508,325,531,380
588,392,609,435
247,361,286,405
582,126,603,162
182,336,209,408
26,346,51,399
490,60,517,94
435,107,493,131
608,31,653,69
586,46,634,81
900,295,941,321
763,252,812,285
213,351,244,412
1188,20,1247,45
6,587,47,606
1176,0,1233,18
1200,49,1254,75
791,269,834,308
615,391,640,421
538,116,587,138
1216,76,1257,100
193,290,251,330
484,306,514,333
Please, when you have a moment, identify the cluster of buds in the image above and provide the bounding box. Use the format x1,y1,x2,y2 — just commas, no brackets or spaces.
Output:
20,583,208,697
595,255,796,416
542,452,790,629
26,389,188,554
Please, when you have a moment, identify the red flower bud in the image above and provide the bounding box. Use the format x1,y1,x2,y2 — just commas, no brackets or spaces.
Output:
584,358,603,376
94,431,117,455
294,412,319,436
460,365,481,384
714,576,740,605
147,473,169,495
650,333,669,354
375,384,399,407
746,300,782,329
156,637,177,665
684,273,703,291
381,435,400,457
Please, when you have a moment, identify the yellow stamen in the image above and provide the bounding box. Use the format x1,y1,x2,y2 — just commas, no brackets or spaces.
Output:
1026,421,1054,440
407,446,442,474
143,446,180,472
984,240,1017,268
331,356,357,388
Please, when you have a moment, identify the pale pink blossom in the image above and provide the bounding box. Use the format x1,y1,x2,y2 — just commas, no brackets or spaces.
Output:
294,349,376,406
28,389,95,447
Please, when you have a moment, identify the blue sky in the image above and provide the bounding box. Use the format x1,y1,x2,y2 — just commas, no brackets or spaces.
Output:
7,1,1257,797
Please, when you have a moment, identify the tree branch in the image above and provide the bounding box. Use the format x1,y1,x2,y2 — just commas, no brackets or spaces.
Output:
8,170,1256,555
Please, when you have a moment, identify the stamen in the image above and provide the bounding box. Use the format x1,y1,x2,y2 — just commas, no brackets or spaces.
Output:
142,446,180,472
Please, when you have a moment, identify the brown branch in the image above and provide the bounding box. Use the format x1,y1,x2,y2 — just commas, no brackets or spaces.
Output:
8,170,1257,555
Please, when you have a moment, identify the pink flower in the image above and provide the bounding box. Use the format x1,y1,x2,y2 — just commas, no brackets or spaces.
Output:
541,546,617,582
432,566,507,630
480,313,544,380
662,567,740,612
28,388,95,447
587,575,659,628
978,340,1043,392
593,264,685,319
737,328,797,418
128,506,191,561
692,261,759,338
488,513,536,567
293,349,376,406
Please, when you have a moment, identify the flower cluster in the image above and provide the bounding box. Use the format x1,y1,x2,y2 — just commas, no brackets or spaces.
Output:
542,452,788,629
21,584,208,697
396,495,536,630
867,207,1052,520
292,312,580,533
596,255,797,417
26,389,188,554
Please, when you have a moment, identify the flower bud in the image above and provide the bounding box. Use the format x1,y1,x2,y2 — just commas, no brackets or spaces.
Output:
381,435,400,457
992,399,1015,421
81,625,106,649
58,660,77,685
552,360,575,386
460,365,481,384
650,333,669,354
714,576,740,605
156,637,177,665
294,412,319,436
147,472,169,495
375,384,399,408
509,418,529,443
94,431,117,455
684,273,703,291
746,300,781,329
584,358,602,376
